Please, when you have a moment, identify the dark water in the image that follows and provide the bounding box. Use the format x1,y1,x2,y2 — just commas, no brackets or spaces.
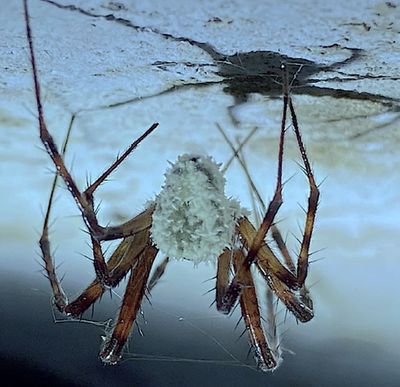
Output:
1,271,399,387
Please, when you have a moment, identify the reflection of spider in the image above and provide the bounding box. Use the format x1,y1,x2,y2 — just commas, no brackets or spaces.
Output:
41,0,400,114
24,0,318,371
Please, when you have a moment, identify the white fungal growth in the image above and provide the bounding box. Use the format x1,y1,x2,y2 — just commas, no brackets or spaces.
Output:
151,154,245,264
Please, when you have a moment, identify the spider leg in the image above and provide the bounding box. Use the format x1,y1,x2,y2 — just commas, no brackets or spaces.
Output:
81,131,156,280
270,225,296,274
238,218,297,288
264,287,281,359
233,249,278,371
244,85,288,266
218,122,296,277
219,84,289,311
97,206,154,241
288,96,320,287
39,114,76,312
99,244,158,365
41,205,150,316
270,224,313,318
270,222,313,311
24,0,158,286
147,256,170,293
34,109,151,316
95,80,223,111
65,229,150,316
258,264,313,323
83,126,158,201
218,125,259,174
221,220,313,322
235,169,312,317
215,249,232,310
219,75,315,322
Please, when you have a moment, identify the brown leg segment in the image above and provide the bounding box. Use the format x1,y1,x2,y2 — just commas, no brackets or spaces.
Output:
233,250,278,371
215,249,232,311
38,114,75,313
238,218,297,289
65,229,150,316
39,229,68,313
271,224,313,316
288,97,320,286
270,225,296,274
257,265,313,323
99,244,158,365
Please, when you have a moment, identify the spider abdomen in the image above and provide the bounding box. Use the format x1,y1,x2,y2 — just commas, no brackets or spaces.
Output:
151,154,244,264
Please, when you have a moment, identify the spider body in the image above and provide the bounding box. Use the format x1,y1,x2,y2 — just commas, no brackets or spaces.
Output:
151,153,244,263
24,0,318,372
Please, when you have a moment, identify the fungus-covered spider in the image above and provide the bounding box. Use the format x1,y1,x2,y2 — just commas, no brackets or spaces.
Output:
24,0,319,372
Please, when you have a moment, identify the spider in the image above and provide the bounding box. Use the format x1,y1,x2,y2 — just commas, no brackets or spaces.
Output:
24,0,318,372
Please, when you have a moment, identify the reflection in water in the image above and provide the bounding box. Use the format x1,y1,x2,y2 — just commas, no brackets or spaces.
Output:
40,0,400,126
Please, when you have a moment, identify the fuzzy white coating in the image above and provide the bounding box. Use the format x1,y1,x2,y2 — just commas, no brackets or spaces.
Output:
151,154,245,263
